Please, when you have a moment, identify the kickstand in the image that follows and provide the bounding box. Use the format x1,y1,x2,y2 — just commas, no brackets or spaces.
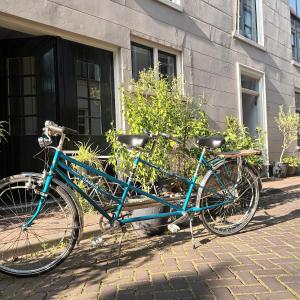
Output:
189,218,196,249
117,228,126,266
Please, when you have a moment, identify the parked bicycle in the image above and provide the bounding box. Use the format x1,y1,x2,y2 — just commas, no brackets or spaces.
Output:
0,121,261,277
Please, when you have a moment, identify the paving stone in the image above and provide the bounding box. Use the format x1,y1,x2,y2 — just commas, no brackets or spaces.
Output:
259,277,288,292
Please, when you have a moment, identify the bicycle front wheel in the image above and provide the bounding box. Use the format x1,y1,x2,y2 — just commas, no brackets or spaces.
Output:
197,160,259,236
0,174,79,277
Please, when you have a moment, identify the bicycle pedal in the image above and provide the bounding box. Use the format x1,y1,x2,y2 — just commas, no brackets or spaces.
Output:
168,224,180,234
91,236,103,248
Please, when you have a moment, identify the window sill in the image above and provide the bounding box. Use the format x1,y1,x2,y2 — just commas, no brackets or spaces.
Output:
155,0,183,12
233,31,266,52
292,60,300,68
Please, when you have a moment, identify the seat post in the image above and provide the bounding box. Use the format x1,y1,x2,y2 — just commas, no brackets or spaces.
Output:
194,146,206,178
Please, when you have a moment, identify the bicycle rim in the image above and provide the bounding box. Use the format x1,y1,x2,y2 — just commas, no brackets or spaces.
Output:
0,175,79,277
197,161,259,236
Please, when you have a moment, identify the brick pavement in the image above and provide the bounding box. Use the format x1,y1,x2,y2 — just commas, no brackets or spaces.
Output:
0,177,300,300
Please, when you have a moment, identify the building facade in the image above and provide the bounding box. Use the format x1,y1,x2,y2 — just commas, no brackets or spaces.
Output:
0,0,298,178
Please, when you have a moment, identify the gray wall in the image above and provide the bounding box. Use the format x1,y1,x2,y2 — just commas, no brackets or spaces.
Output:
0,0,297,161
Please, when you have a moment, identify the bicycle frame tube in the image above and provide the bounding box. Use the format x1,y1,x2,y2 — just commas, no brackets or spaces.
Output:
23,149,61,228
24,145,237,228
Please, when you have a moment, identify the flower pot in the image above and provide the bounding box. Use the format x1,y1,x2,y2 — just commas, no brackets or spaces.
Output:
273,162,288,178
130,204,169,236
286,166,297,177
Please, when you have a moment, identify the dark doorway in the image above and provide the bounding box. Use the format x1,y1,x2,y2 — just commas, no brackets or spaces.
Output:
0,32,115,179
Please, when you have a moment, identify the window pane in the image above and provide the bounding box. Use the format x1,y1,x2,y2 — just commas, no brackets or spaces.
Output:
9,98,23,116
90,100,101,118
89,82,101,99
242,93,259,137
78,115,89,134
77,80,88,98
22,57,35,75
24,97,37,115
88,63,101,81
23,77,36,96
8,77,22,96
158,51,176,81
239,0,258,42
8,58,21,76
91,118,102,135
290,0,297,13
131,43,153,80
24,116,37,135
241,74,259,91
6,57,37,136
76,60,87,78
9,117,23,136
295,92,300,109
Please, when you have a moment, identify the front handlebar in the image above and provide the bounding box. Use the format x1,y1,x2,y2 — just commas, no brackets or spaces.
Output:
45,121,78,136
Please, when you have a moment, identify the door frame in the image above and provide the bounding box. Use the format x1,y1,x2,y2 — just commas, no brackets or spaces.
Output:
236,62,269,166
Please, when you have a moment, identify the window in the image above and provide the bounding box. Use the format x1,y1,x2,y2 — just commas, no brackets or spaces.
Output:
131,42,178,80
241,74,260,136
7,57,38,136
236,0,263,45
295,91,300,146
291,16,300,62
239,0,258,42
76,60,102,135
289,0,300,18
131,43,153,81
158,50,177,82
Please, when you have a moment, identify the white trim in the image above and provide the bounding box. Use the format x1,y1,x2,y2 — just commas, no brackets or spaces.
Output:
234,0,265,47
113,48,124,131
232,31,266,52
155,0,183,12
236,63,269,166
292,60,300,69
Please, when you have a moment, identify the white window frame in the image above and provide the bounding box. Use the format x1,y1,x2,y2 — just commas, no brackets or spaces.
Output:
130,37,182,79
234,0,265,47
155,0,183,12
236,63,269,165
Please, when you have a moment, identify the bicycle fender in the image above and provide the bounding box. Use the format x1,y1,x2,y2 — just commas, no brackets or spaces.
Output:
21,172,84,245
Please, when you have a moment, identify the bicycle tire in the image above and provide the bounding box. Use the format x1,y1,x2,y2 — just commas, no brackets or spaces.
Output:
0,174,79,277
197,160,259,236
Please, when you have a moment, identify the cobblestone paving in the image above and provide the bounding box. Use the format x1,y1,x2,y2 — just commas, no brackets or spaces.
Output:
1,178,300,300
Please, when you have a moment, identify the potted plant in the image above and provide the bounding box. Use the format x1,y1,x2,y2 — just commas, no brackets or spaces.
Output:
282,155,300,176
106,67,209,235
274,106,300,178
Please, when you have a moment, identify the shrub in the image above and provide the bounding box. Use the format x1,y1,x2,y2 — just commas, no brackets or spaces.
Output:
72,141,103,213
220,116,264,166
107,68,209,191
282,155,300,167
274,105,300,163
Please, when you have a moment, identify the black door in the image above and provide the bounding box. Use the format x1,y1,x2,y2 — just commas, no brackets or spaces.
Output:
0,36,57,178
58,39,115,151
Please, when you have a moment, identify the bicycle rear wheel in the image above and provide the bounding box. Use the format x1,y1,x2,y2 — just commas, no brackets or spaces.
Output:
197,160,259,236
0,174,79,277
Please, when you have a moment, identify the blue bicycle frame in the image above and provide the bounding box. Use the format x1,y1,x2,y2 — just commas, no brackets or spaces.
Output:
23,146,236,229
